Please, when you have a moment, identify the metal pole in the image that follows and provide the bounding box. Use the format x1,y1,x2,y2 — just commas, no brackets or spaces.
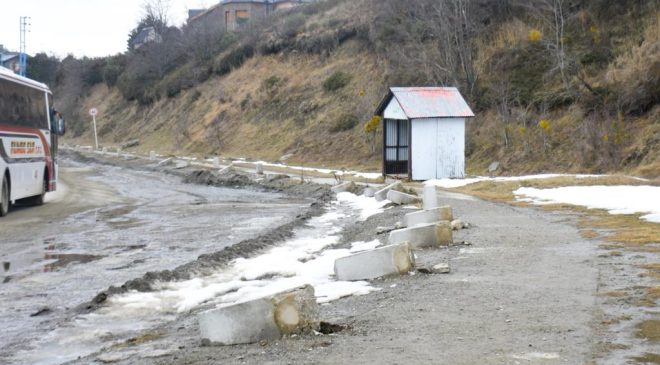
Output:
92,115,98,150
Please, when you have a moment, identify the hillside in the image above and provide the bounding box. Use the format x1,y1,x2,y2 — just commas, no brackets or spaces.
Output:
52,0,659,178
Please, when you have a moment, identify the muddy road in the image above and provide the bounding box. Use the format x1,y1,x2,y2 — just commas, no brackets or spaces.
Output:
0,157,311,364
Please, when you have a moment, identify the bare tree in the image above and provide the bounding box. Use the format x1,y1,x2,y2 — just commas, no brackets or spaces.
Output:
143,0,171,33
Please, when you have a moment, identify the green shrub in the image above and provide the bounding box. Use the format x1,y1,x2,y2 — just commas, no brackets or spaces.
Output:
323,71,352,92
329,113,359,133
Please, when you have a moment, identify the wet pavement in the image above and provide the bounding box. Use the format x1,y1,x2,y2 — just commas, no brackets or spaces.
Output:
0,159,309,364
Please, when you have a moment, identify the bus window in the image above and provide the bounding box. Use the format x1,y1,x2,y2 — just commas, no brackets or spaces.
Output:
0,78,49,130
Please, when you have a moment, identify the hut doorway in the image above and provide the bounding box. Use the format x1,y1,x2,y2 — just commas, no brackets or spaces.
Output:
384,118,410,175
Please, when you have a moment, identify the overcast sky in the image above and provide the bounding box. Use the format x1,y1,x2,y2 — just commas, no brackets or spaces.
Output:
0,0,217,58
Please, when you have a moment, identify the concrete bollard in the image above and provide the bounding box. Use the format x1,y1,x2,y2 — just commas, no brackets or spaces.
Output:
102,147,108,154
255,163,264,175
157,157,173,166
116,148,122,157
213,157,220,169
149,151,156,161
389,221,453,248
387,190,420,205
422,185,439,210
334,243,415,281
199,285,319,346
374,181,403,202
404,206,454,227
331,181,355,193
363,186,376,198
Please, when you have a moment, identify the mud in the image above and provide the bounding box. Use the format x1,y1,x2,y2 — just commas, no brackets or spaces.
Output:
60,149,334,312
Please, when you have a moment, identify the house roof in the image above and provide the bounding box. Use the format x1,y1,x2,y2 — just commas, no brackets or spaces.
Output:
376,87,475,119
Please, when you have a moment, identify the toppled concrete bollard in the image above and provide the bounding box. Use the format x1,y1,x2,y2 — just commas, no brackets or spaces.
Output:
363,186,376,198
175,160,190,169
389,221,453,248
157,157,173,166
422,185,439,210
451,219,464,231
331,181,356,193
199,285,319,346
403,206,454,227
255,163,264,175
334,243,415,281
387,190,420,205
375,181,403,202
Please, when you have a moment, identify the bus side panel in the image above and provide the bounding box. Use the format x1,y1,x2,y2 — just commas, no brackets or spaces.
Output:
0,131,48,200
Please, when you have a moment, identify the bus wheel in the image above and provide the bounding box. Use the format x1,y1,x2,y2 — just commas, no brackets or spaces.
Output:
1,176,9,216
31,176,47,206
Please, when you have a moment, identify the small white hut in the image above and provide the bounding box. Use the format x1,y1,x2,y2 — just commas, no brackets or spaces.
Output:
376,87,475,180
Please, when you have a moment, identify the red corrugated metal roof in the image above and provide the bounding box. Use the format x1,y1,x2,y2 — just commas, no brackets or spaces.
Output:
384,87,474,119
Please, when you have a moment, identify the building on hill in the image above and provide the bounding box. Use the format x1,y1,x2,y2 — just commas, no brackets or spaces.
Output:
375,87,475,180
130,26,163,50
189,0,316,32
0,46,20,73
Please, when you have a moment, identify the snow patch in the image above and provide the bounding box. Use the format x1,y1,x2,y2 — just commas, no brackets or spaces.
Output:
336,192,390,221
426,174,620,189
514,185,660,223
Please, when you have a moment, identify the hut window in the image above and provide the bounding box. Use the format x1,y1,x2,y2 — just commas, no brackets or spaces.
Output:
385,119,408,162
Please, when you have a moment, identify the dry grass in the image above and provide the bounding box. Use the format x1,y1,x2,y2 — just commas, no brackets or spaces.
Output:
637,320,660,342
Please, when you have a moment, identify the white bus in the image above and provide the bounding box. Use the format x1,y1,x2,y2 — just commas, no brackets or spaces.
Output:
0,66,65,216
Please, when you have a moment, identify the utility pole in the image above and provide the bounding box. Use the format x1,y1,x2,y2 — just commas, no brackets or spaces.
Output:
19,16,30,77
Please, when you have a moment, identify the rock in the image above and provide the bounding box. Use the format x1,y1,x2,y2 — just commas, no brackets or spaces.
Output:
433,263,451,273
331,181,356,194
121,139,140,149
422,185,439,210
417,263,451,274
157,157,173,166
451,219,464,231
389,221,453,248
403,206,454,227
376,226,395,234
198,285,319,346
174,160,190,169
387,190,420,205
488,161,500,175
374,181,403,202
334,243,415,281
30,307,52,317
363,187,376,198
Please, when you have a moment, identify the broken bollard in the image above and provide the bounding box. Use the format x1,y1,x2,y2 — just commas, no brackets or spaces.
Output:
387,190,420,205
403,206,454,227
331,181,356,194
334,243,415,281
198,285,319,346
389,221,453,248
374,181,403,202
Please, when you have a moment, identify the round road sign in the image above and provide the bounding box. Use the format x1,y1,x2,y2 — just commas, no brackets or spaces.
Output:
89,108,98,116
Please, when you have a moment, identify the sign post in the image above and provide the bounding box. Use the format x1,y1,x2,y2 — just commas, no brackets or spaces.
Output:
89,108,98,150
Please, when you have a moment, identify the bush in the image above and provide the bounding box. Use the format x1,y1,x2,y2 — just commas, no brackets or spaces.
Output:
323,71,352,92
214,44,255,76
329,113,359,133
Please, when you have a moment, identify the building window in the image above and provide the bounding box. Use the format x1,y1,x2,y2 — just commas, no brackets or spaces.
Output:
236,10,249,26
